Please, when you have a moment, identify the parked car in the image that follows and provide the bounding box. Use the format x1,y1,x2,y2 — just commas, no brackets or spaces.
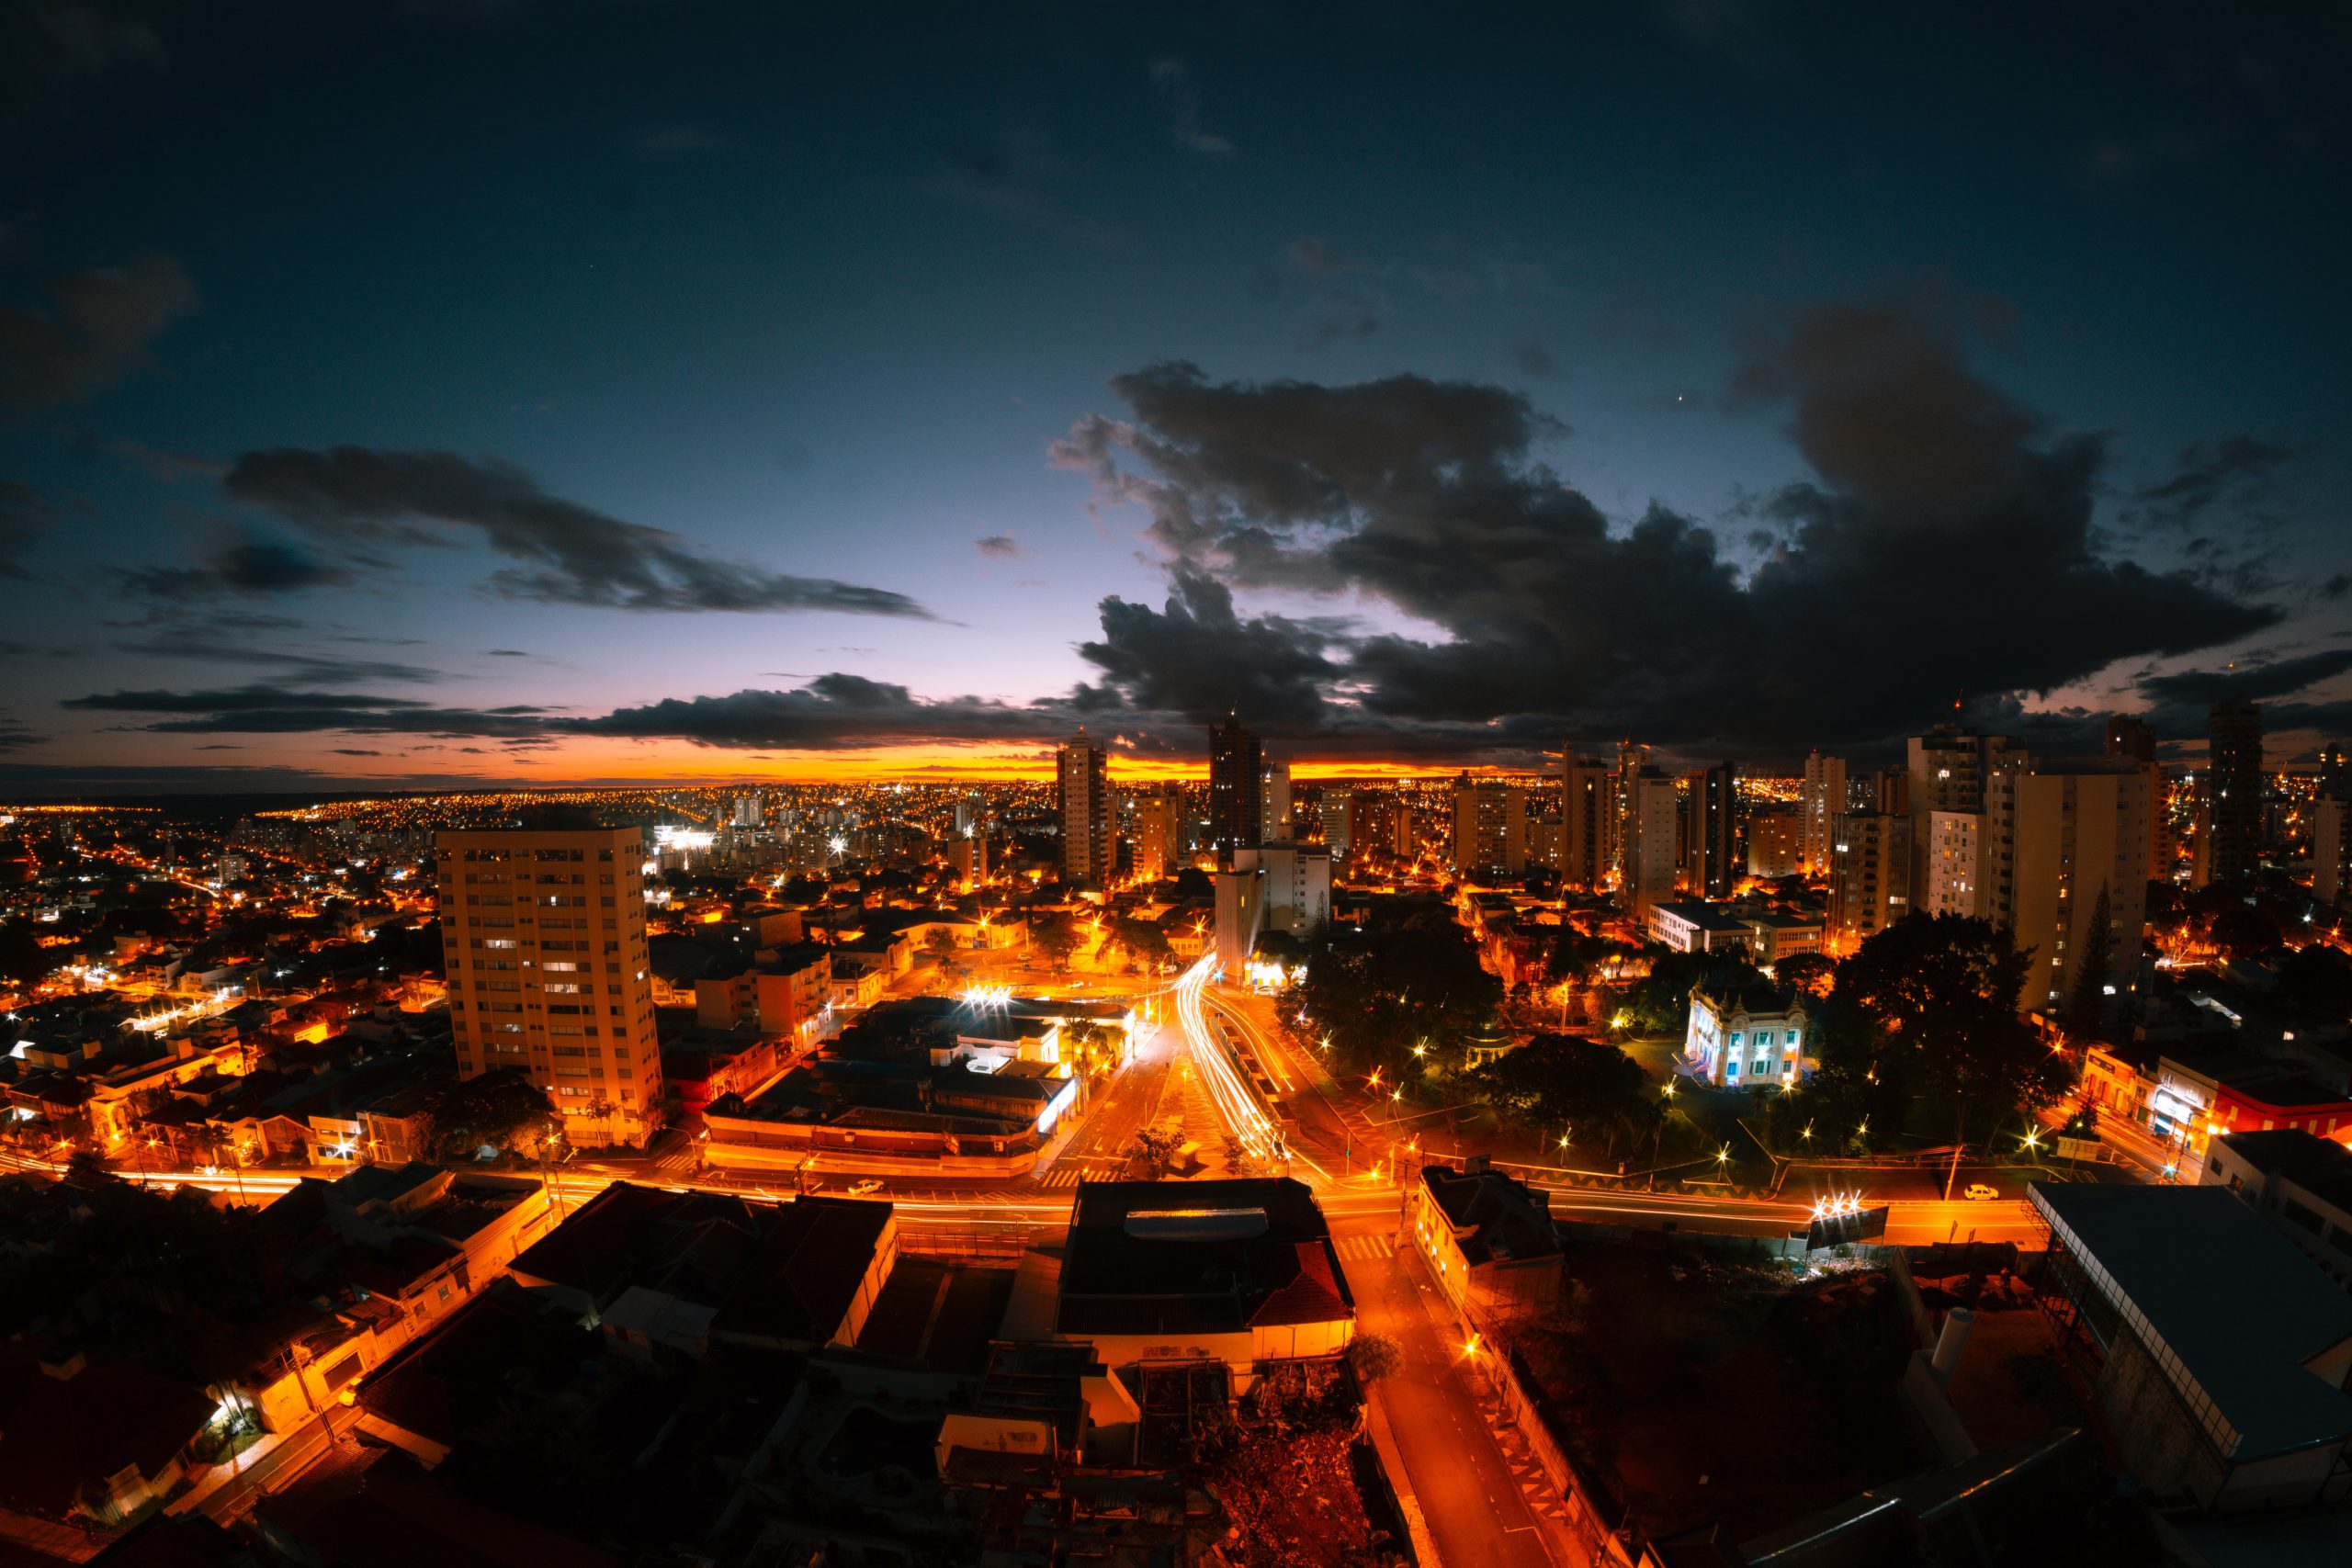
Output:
1962,1182,2000,1201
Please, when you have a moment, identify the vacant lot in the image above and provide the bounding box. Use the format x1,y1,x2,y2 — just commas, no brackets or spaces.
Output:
1521,1240,1930,1542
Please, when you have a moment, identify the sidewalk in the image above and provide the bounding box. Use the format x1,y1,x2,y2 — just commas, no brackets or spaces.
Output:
1393,1247,1593,1568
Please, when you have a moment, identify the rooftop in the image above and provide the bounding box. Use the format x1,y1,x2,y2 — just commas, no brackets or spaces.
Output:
2031,1181,2352,1460
1057,1178,1354,1337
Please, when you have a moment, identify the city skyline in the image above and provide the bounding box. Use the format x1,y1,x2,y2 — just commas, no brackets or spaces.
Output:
4,5,2349,795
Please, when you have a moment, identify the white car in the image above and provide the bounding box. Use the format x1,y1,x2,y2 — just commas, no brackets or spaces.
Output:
1962,1182,1999,1201
847,1178,885,1197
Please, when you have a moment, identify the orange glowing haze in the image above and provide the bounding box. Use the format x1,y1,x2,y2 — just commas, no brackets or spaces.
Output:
338,737,1477,787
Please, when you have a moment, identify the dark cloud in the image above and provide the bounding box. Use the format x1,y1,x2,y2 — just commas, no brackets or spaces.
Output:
1054,312,2278,751
975,534,1022,559
108,634,443,687
2138,647,2352,706
64,685,435,716
0,715,47,750
3,1,167,119
328,748,382,756
572,674,1065,750
0,252,196,410
1147,58,1233,156
1078,563,1340,726
486,648,529,657
219,446,932,616
1512,341,1556,378
0,479,59,576
120,533,354,600
2130,434,2299,532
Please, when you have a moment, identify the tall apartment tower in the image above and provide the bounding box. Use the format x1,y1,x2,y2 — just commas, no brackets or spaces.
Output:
1207,720,1262,860
1799,751,1847,873
1980,760,2154,1016
2103,716,2156,763
1684,761,1736,898
1260,761,1295,843
2103,713,2168,884
2197,699,2264,887
1131,788,1181,880
1561,755,1612,887
2319,743,2352,908
1624,773,1680,916
2319,739,2351,804
1317,791,1353,859
2314,799,2350,908
1905,724,2022,913
437,825,660,1147
1057,728,1109,885
1827,811,1911,952
1450,775,1528,875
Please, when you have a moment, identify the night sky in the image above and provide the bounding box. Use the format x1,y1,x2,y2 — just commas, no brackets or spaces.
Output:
4,2,2347,792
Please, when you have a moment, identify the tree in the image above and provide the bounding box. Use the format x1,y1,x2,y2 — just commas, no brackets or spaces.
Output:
1031,913,1084,974
1287,906,1500,1080
1218,1132,1264,1176
2209,904,2281,963
0,919,53,991
1616,944,1764,1036
2065,883,2114,1037
430,1070,558,1160
1776,952,1837,998
1126,1125,1183,1179
1345,1332,1403,1388
1830,914,2074,1140
1467,1033,1660,1158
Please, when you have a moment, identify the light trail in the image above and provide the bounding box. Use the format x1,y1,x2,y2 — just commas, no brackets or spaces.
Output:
1171,953,1287,1170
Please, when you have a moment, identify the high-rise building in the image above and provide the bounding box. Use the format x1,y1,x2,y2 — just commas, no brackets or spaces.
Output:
436,825,660,1147
2198,700,2263,887
1317,792,1352,859
1450,775,1528,875
2314,798,2350,908
1609,742,1651,883
1905,724,2022,915
1057,728,1109,886
1827,811,1911,952
955,791,983,837
1131,788,1181,879
1683,761,1736,898
2319,739,2351,803
1799,751,1847,873
1980,760,2154,1017
2103,716,2156,763
1921,810,1982,917
1233,842,1331,937
1207,721,1262,860
1561,755,1611,887
1624,773,1680,916
1260,761,1294,843
950,829,988,886
1746,812,1802,878
731,792,763,828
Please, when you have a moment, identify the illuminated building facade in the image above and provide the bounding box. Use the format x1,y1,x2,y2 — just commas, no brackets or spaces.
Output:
1260,761,1294,843
1799,750,1846,873
1056,728,1109,886
1982,760,2154,1015
1827,809,1910,950
437,825,661,1146
1450,775,1527,875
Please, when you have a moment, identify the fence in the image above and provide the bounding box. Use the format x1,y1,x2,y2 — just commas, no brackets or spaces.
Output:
1490,1343,1636,1568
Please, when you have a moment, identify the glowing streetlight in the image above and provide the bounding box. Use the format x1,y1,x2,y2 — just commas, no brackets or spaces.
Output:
1716,1144,1730,1166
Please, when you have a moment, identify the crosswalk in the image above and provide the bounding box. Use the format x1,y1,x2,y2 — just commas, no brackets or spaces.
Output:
1332,1233,1396,1263
1033,1167,1088,1189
